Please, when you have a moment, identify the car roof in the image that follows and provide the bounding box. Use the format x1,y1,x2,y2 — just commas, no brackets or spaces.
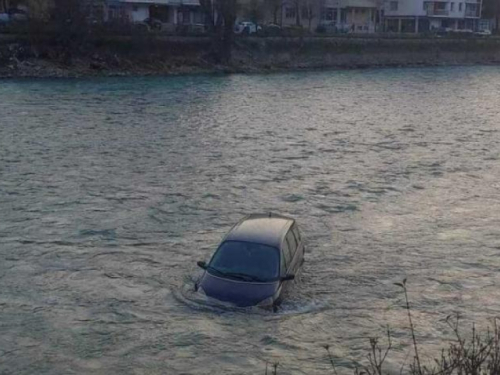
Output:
223,213,294,248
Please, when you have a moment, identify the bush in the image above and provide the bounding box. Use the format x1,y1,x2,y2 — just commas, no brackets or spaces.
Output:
282,25,307,37
269,279,500,375
316,24,326,34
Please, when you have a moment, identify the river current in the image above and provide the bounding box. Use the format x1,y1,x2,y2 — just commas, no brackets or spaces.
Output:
1,66,500,374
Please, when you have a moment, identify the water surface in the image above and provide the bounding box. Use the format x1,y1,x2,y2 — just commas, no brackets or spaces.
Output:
1,66,500,374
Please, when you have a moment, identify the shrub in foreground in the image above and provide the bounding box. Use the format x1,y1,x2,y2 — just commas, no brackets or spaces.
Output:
267,279,500,374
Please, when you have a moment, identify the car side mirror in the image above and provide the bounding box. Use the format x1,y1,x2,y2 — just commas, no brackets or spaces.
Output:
281,274,295,281
197,261,207,270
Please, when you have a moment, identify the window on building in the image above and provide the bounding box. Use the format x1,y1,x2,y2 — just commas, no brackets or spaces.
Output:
301,6,309,19
182,9,191,24
132,5,138,11
150,5,170,22
108,6,116,20
390,1,398,11
285,7,296,19
459,2,463,11
450,2,454,11
193,10,204,24
323,7,335,21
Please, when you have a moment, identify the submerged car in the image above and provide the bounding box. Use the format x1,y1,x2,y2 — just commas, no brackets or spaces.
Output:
195,213,305,309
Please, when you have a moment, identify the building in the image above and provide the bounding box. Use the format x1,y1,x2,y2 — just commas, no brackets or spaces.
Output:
383,0,482,32
105,0,204,30
256,0,380,32
103,0,482,34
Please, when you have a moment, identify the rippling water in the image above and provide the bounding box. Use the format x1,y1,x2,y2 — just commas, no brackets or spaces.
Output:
1,66,500,374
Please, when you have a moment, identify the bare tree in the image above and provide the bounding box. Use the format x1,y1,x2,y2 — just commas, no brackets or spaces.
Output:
245,0,264,26
45,0,93,62
483,0,500,32
302,0,319,30
219,0,237,62
26,0,52,20
199,0,237,63
199,0,218,33
266,0,282,24
286,0,302,26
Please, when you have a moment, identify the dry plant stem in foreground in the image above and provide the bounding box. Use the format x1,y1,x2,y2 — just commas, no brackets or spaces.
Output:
266,280,500,374
395,279,423,375
323,344,339,375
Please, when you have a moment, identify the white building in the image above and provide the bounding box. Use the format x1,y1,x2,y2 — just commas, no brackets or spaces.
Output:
105,0,204,31
104,0,481,34
383,0,482,32
275,0,381,32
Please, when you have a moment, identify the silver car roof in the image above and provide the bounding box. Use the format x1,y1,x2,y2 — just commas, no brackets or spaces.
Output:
223,213,295,249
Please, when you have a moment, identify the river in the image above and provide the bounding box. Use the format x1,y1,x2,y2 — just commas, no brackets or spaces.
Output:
1,66,500,375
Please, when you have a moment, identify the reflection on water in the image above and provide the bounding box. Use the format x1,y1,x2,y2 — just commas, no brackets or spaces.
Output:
1,66,500,374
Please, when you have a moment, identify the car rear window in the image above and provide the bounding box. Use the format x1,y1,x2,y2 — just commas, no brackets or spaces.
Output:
210,241,280,281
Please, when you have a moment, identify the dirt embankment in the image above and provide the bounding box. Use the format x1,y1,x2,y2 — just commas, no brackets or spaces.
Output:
1,34,500,78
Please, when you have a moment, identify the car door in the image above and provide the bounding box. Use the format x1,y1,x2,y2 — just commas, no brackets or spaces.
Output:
291,223,305,272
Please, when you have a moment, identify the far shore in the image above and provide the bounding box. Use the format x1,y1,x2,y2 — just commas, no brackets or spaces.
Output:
1,35,500,79
1,59,500,80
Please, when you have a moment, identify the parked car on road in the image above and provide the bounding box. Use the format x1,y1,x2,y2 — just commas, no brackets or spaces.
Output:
144,17,163,31
262,23,282,36
234,21,261,35
0,8,28,26
475,29,492,36
195,213,305,310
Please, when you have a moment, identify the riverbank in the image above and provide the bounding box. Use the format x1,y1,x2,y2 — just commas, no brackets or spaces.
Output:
1,35,500,78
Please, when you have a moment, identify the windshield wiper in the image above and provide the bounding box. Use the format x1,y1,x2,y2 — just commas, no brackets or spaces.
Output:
224,272,265,282
207,267,266,282
206,266,228,278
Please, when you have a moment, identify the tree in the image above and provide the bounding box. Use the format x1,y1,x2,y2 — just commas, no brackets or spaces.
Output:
199,0,238,63
302,0,318,30
266,0,282,24
219,0,237,62
245,0,264,26
285,0,302,26
26,0,52,20
44,0,95,63
482,0,500,32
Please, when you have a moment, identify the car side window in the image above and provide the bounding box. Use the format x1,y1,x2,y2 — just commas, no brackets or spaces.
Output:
282,240,291,271
286,231,297,258
292,224,301,244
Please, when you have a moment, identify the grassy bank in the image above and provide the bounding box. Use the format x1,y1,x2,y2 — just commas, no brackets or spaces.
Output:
1,34,500,78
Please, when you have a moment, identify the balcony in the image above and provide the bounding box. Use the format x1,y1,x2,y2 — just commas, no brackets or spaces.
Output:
340,0,378,8
465,9,479,17
426,8,449,16
120,0,200,4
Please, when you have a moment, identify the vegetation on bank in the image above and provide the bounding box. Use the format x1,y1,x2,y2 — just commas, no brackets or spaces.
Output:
267,280,500,375
1,33,500,78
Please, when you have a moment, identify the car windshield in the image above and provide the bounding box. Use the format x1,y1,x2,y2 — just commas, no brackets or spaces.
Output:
209,241,280,282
